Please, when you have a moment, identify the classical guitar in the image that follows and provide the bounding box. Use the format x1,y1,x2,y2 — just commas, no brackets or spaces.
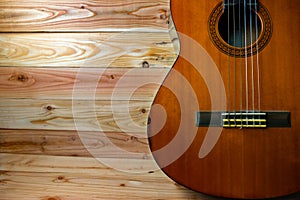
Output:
148,0,300,198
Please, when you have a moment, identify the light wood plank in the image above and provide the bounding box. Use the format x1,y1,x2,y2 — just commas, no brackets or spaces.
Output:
0,129,150,157
0,0,170,32
0,172,202,200
0,32,176,67
0,67,169,100
0,154,178,199
0,153,157,173
0,154,212,200
0,99,151,132
1,168,299,200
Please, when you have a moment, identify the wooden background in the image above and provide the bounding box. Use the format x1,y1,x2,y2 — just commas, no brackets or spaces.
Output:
0,0,299,199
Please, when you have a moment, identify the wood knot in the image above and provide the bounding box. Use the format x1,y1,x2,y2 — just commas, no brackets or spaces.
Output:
141,108,147,114
142,61,150,68
46,105,55,111
119,183,126,187
42,196,61,200
130,136,138,141
53,176,68,183
9,73,29,82
110,74,115,80
80,5,85,9
70,136,76,142
159,9,168,20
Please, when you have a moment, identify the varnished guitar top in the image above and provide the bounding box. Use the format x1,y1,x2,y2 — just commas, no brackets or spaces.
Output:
148,0,300,199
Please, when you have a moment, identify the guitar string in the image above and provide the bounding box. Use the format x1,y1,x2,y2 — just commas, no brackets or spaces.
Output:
233,0,237,119
249,0,255,125
239,0,243,121
244,0,249,126
227,0,231,116
229,0,238,126
255,0,262,125
255,0,261,113
228,0,237,126
225,0,231,125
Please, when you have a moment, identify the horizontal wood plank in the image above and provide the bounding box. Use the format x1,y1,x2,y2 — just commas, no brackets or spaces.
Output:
1,154,299,200
0,129,150,157
0,173,202,200
0,32,177,67
0,153,157,173
0,0,170,32
0,99,152,132
0,67,169,100
0,153,213,200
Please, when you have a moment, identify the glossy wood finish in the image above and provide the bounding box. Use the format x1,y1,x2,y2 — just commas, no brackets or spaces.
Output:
149,0,300,198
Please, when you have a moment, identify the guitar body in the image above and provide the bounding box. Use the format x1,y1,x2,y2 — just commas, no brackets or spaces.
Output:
148,0,300,199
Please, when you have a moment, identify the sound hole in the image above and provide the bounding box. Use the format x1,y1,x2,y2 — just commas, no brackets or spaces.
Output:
208,2,272,57
218,6,262,48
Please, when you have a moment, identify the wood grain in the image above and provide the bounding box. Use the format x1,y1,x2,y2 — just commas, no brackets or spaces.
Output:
0,32,176,67
0,129,150,157
0,166,202,200
0,153,219,200
0,99,151,132
0,153,157,173
0,67,169,100
0,0,170,32
1,154,299,200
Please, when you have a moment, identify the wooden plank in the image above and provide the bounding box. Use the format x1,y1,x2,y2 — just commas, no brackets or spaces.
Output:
0,99,151,132
0,129,149,157
0,153,156,173
0,172,201,200
1,153,299,200
0,67,169,100
1,169,299,200
0,0,170,32
0,154,211,200
0,32,177,67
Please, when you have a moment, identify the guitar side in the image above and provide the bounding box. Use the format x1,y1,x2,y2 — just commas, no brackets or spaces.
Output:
148,0,300,199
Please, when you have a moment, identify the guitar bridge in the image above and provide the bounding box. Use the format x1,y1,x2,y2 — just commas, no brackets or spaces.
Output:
196,111,291,128
222,112,267,128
